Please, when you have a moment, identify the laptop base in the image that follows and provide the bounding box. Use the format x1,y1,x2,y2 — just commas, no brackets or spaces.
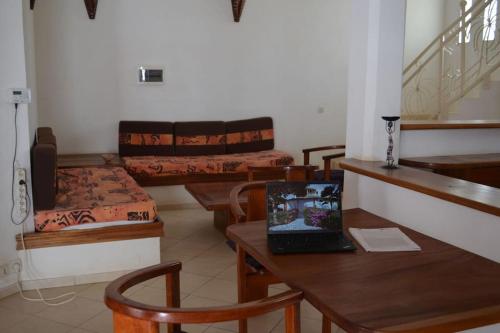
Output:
268,234,356,254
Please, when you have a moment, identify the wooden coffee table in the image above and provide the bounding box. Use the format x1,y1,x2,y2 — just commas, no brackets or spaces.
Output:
185,182,247,233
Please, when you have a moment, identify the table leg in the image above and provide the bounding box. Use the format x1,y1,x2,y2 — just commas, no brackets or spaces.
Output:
236,245,248,333
322,315,331,333
214,208,237,235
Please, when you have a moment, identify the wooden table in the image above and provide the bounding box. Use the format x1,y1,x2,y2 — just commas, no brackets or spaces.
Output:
58,153,122,168
399,153,500,188
226,209,500,333
185,182,247,232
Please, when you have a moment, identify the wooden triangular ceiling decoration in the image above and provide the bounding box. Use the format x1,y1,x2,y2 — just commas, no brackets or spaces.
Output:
30,0,98,20
84,0,98,19
231,0,246,22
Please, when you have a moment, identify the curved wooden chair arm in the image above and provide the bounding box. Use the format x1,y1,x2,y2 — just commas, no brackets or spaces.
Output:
303,145,346,164
229,181,267,223
105,262,303,325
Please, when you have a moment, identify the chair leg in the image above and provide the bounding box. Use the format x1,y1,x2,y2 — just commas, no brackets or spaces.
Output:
166,271,181,333
322,315,331,333
113,312,159,333
285,303,301,333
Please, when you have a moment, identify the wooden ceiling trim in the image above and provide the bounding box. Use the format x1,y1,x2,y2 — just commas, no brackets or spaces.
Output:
231,0,246,22
84,0,98,19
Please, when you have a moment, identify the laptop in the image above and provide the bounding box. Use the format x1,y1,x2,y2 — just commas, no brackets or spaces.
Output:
266,181,356,254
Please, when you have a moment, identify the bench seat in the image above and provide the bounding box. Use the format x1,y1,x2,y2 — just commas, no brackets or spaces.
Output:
35,167,157,232
122,149,294,179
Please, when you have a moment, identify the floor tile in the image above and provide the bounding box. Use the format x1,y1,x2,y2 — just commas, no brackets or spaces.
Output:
215,264,237,282
79,308,113,333
0,290,48,314
4,314,73,333
36,296,106,327
78,282,108,302
147,271,212,294
191,279,237,303
0,306,30,330
182,255,235,277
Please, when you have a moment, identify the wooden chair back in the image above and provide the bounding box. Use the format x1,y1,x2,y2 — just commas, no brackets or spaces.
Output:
105,262,303,333
231,165,318,223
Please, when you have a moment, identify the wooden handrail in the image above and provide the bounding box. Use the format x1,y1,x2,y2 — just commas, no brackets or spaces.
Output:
105,261,303,324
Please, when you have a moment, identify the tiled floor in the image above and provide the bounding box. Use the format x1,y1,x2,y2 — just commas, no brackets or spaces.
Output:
0,208,345,333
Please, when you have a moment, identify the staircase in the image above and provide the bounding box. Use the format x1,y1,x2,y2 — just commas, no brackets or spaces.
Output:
402,0,500,120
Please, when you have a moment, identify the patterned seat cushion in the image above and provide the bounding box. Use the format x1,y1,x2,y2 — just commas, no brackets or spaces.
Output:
119,121,174,156
35,167,157,232
122,150,294,178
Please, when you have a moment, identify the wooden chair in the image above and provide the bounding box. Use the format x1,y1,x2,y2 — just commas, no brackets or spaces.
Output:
303,145,345,190
105,261,303,333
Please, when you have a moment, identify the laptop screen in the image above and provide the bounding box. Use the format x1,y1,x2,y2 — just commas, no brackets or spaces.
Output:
266,182,342,234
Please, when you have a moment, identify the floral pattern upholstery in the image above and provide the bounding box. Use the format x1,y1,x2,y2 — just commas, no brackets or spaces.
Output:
35,167,157,232
122,150,294,178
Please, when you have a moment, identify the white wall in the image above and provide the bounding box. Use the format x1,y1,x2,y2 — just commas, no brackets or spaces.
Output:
34,0,351,162
404,0,446,66
400,128,500,157
0,0,34,291
23,0,38,141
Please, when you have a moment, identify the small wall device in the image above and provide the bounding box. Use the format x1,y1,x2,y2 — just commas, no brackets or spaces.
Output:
138,66,164,85
9,88,31,104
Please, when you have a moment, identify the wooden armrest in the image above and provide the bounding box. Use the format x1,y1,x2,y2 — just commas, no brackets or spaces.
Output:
322,152,346,161
106,261,303,324
303,145,346,164
229,181,267,223
302,145,345,153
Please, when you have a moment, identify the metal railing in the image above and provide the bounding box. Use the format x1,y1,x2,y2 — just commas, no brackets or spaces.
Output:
402,0,500,120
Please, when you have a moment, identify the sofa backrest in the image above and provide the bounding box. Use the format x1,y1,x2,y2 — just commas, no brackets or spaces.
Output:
31,127,57,211
119,121,175,156
174,121,226,156
225,117,274,153
118,117,275,156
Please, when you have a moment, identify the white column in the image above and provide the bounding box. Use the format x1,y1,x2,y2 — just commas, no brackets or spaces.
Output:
345,0,406,161
343,0,406,209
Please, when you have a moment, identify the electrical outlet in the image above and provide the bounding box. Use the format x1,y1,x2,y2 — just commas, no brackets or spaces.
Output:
14,168,28,220
9,88,31,104
0,259,22,278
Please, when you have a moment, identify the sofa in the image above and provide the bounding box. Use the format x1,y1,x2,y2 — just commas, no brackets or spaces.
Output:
119,117,295,186
31,128,158,232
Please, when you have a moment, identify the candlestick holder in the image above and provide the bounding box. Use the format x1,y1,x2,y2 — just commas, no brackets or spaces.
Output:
381,116,400,169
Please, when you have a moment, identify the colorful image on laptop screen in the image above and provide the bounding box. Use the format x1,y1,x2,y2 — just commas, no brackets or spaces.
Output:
267,182,342,233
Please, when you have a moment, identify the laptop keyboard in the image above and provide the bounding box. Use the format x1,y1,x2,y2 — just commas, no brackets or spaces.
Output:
269,233,356,254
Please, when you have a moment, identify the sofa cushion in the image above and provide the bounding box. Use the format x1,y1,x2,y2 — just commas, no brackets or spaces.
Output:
119,121,174,156
122,150,294,178
225,117,274,153
31,127,58,211
174,121,226,156
34,167,157,232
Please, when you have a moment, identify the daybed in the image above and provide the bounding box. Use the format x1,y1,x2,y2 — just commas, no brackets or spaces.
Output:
119,117,295,186
31,128,158,232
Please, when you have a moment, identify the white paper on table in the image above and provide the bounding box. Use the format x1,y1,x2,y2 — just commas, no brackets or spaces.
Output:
348,227,422,252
